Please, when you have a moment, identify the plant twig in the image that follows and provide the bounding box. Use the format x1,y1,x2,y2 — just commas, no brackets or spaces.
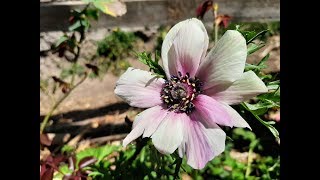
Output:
40,73,88,134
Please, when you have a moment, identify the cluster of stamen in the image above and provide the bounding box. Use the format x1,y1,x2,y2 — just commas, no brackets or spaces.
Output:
161,72,203,114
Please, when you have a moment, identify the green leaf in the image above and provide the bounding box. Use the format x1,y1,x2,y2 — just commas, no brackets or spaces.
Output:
244,100,279,111
257,53,270,67
241,103,280,142
257,87,280,103
68,20,82,31
88,171,104,178
59,164,73,175
92,0,127,17
76,145,119,167
246,30,269,45
244,63,266,72
85,8,99,20
247,43,265,55
61,145,75,154
266,80,280,90
81,19,90,31
55,35,69,48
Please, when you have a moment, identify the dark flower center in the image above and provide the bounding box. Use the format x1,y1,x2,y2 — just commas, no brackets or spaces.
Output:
161,72,203,114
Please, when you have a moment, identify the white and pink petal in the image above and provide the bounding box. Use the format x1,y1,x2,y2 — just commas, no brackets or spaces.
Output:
122,105,168,147
151,112,186,154
208,71,268,105
196,30,247,93
193,95,233,127
162,18,209,78
114,67,165,108
178,117,226,169
218,103,251,129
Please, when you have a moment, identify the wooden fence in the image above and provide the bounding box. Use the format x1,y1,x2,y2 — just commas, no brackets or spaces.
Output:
40,0,280,32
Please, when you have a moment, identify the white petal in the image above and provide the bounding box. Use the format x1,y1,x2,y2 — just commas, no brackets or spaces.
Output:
122,106,167,146
151,112,185,154
208,71,268,105
196,30,247,92
114,67,165,108
219,103,251,129
162,18,209,78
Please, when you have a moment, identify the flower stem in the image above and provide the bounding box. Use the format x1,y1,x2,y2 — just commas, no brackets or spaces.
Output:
40,73,87,134
213,3,219,44
215,23,219,44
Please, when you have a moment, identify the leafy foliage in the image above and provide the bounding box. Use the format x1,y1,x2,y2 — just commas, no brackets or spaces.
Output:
136,51,166,78
97,29,136,60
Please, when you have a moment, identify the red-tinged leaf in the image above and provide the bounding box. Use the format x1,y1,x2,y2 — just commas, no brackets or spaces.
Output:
196,0,213,19
40,133,52,146
78,156,97,169
63,175,83,180
69,16,75,24
215,15,232,28
85,63,99,75
52,76,71,93
40,166,54,180
52,155,68,166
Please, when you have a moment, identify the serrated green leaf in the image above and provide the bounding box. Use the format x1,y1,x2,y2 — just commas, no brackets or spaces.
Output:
241,103,280,142
136,51,166,78
244,100,279,111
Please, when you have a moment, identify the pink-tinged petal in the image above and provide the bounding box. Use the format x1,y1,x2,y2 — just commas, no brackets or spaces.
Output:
162,18,209,78
218,103,251,129
114,67,165,108
122,106,168,147
179,117,226,169
196,30,247,92
207,71,268,105
142,106,169,138
193,94,233,127
151,112,186,154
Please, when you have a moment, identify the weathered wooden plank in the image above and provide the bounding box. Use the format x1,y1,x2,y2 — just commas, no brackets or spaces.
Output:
40,0,168,31
40,0,279,32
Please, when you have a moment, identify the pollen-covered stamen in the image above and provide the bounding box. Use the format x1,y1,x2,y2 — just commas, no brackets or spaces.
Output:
161,72,203,114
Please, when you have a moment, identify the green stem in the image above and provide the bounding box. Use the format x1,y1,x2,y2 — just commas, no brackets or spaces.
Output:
173,157,182,179
40,73,87,134
245,147,254,177
40,83,56,105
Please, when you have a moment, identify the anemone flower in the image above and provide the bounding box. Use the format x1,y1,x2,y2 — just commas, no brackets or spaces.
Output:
114,18,268,169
